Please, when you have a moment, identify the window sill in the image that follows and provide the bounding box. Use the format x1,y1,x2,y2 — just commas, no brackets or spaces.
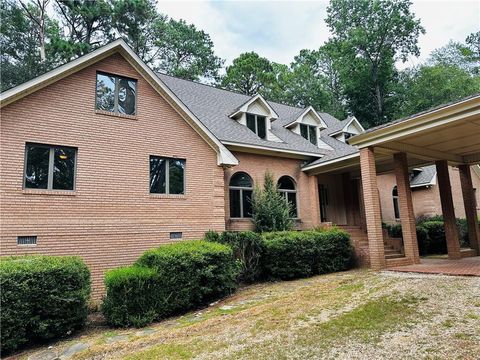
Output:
150,193,187,199
95,109,138,120
23,189,76,196
229,218,253,222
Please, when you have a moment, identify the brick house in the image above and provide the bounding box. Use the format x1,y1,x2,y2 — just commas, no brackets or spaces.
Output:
1,40,479,295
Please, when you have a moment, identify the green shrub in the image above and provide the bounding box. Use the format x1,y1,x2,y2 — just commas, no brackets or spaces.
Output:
205,231,264,283
385,223,402,238
102,266,160,327
102,241,239,327
421,221,447,254
416,225,430,256
261,229,353,280
0,256,90,354
252,172,293,232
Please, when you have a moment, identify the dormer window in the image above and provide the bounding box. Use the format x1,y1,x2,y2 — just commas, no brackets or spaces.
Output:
300,124,317,145
246,113,267,139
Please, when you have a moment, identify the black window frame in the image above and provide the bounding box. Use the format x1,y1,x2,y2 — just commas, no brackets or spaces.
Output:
96,72,138,115
23,143,77,191
149,155,186,195
277,176,298,218
229,172,253,218
299,124,317,145
246,113,267,139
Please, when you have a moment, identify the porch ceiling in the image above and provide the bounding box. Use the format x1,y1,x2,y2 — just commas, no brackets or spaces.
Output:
351,95,480,168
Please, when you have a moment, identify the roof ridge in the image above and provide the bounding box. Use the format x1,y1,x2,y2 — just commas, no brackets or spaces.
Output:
156,72,309,113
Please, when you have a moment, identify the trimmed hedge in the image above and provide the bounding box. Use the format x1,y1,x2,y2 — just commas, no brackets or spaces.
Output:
261,229,353,280
0,256,91,354
102,241,239,327
205,231,264,283
421,221,447,254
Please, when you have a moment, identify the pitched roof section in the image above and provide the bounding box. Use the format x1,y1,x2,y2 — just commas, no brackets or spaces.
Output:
410,165,437,187
157,73,331,156
0,39,238,166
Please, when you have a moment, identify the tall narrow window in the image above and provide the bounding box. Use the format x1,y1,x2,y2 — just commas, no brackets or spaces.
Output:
24,143,76,190
229,172,253,218
96,72,137,115
277,176,298,217
150,156,185,195
392,186,400,220
299,124,317,145
246,113,267,139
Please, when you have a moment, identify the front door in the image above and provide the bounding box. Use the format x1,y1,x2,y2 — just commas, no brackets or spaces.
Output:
319,184,329,222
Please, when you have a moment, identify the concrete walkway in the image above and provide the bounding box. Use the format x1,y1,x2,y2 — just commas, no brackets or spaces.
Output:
388,257,480,276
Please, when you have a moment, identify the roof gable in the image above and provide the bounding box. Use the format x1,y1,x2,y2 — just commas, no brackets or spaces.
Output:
0,39,238,166
229,94,279,120
284,106,327,129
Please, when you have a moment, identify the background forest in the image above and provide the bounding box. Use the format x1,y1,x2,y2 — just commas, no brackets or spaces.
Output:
1,0,479,128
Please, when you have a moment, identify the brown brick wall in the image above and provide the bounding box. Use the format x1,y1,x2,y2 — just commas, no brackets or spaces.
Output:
224,152,321,231
0,53,226,297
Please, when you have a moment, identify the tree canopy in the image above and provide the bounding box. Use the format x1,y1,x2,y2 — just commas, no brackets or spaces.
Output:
1,0,479,128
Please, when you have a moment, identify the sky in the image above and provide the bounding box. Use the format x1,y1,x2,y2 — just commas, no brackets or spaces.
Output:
157,0,480,69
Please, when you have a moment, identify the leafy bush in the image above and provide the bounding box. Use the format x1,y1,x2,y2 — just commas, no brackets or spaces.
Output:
102,241,239,327
205,231,264,283
421,221,447,254
0,256,91,354
252,172,293,232
385,223,402,238
261,229,353,280
415,225,430,256
102,266,160,327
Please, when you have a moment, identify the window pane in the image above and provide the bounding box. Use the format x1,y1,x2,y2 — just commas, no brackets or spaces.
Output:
309,126,317,145
246,113,256,133
242,189,253,218
230,172,252,187
287,192,297,217
300,124,308,139
230,189,241,217
150,156,166,193
278,176,295,190
53,147,76,190
257,116,266,139
96,74,116,112
169,159,185,194
25,145,49,189
118,78,136,115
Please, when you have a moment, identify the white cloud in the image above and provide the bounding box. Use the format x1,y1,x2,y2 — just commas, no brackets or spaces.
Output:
158,0,479,69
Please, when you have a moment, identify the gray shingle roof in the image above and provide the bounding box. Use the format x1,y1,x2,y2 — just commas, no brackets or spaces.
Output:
410,165,436,187
157,74,329,156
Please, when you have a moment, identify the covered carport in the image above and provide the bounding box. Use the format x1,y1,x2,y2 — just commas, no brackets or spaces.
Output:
349,95,480,270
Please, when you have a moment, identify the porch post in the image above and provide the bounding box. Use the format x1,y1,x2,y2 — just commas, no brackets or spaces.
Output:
393,152,420,263
360,147,386,270
435,160,461,259
459,164,480,254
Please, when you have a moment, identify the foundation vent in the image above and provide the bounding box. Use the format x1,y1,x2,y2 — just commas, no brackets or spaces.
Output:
169,232,182,240
17,236,37,246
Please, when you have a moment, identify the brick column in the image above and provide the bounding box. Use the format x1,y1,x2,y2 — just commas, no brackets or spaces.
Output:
459,164,480,254
393,153,420,263
360,147,386,270
308,175,321,228
435,160,461,259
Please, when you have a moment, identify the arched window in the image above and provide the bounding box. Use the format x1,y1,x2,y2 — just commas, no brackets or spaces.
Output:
392,186,400,220
278,176,298,217
229,172,253,218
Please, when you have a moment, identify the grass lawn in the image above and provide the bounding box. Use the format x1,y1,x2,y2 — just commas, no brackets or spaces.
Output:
15,269,479,360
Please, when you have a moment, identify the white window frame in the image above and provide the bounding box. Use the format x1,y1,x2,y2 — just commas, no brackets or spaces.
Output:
300,123,318,145
277,176,298,218
229,173,253,218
